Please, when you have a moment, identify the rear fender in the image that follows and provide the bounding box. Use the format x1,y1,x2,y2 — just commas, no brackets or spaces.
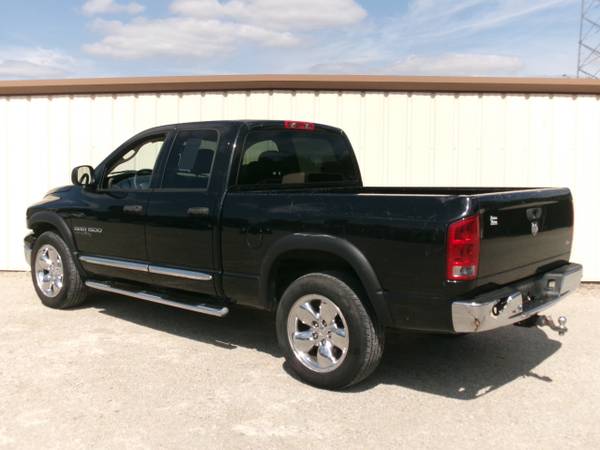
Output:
261,233,391,326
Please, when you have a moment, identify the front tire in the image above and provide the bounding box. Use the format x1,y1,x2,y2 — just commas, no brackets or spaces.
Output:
276,272,384,390
31,231,88,309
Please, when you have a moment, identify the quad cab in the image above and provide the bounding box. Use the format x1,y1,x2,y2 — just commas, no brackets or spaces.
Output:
25,120,582,389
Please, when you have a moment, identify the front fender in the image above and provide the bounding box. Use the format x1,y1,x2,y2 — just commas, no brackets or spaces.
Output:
27,211,85,273
28,211,77,250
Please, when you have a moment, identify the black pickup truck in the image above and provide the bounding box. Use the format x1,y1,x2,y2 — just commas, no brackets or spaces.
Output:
24,120,582,389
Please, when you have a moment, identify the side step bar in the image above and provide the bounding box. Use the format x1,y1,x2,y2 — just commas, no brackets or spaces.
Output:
85,281,229,317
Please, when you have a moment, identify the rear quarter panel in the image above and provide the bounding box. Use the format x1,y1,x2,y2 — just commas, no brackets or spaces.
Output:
220,190,470,324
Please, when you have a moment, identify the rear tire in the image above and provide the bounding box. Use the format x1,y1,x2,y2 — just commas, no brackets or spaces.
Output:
31,231,88,309
276,271,384,390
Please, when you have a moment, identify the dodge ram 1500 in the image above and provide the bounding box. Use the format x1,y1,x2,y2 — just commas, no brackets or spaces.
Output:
25,120,582,389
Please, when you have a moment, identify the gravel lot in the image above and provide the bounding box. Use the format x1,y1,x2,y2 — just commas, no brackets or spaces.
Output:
1,271,598,449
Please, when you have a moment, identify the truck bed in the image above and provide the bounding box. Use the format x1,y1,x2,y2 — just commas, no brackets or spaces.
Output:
339,185,573,292
336,186,555,196
222,185,573,331
353,186,573,290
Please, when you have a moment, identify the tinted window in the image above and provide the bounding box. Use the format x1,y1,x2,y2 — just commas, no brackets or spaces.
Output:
161,130,218,189
238,129,359,186
104,135,165,190
243,139,279,165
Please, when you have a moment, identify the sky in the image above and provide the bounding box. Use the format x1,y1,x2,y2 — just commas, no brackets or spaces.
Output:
0,0,585,80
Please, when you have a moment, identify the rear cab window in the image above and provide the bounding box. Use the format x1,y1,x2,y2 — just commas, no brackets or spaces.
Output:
237,125,359,187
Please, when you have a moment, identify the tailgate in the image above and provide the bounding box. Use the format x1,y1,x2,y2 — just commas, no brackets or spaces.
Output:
476,188,573,281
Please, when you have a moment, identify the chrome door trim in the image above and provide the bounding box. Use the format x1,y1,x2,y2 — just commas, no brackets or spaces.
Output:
79,255,149,272
79,255,213,281
148,265,212,281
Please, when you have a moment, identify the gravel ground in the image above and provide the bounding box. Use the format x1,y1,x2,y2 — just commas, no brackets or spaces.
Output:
1,272,598,449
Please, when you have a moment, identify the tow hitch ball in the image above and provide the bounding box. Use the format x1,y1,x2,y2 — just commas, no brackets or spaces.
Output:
516,314,568,336
536,315,568,336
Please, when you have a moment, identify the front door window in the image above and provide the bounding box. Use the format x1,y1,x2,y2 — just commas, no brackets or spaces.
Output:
103,136,165,190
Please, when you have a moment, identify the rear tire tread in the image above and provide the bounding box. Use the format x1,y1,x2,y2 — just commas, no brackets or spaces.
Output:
327,272,384,387
277,270,385,389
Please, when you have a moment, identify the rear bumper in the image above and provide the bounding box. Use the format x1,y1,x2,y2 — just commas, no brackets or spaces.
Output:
452,263,582,333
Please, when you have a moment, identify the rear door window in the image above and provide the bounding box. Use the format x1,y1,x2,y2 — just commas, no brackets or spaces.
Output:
237,128,359,186
161,129,218,189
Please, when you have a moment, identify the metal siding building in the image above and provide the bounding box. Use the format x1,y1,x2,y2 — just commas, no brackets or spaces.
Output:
0,76,598,280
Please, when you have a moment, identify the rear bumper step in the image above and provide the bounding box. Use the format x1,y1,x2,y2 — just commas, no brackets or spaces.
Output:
85,280,229,317
451,263,582,333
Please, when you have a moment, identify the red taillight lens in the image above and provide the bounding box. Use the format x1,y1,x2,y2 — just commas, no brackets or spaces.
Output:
446,215,480,281
284,120,315,131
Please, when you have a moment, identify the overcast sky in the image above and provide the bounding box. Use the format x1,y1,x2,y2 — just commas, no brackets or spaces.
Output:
0,0,583,79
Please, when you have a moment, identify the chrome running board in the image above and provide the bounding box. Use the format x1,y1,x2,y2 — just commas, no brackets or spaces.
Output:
85,281,229,317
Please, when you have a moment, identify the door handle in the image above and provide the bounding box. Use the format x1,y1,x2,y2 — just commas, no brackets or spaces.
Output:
187,207,210,217
123,204,144,215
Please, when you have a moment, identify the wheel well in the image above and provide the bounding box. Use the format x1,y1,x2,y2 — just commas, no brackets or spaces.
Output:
31,222,59,237
29,219,87,276
269,250,369,311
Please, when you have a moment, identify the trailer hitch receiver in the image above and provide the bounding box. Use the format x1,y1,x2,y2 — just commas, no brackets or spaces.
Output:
536,315,568,336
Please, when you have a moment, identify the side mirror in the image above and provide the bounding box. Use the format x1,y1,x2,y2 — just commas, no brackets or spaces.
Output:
71,165,95,186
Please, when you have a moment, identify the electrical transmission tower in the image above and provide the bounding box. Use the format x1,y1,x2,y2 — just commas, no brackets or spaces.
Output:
578,0,600,78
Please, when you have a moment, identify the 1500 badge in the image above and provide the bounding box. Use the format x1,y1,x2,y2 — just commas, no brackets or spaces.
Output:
73,226,103,235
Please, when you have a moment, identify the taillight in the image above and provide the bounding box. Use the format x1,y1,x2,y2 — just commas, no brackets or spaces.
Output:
446,214,480,281
284,121,315,131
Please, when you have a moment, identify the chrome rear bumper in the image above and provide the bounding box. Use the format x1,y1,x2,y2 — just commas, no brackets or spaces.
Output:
452,263,583,333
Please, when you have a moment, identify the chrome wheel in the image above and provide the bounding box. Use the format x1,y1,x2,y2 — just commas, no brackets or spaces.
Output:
34,245,64,298
287,294,350,373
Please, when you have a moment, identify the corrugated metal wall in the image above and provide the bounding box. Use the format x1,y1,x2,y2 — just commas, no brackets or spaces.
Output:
0,90,598,280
